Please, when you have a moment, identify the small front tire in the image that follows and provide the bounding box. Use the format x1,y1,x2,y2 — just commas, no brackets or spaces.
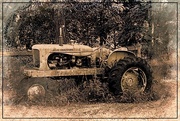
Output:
16,78,48,102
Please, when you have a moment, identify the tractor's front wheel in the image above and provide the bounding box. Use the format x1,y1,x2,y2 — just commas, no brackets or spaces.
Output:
16,78,48,102
108,57,152,95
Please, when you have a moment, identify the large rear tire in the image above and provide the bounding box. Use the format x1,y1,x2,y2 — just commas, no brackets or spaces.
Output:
108,57,152,95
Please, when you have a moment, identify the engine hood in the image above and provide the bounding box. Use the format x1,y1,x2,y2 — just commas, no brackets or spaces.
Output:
32,44,93,51
32,44,95,56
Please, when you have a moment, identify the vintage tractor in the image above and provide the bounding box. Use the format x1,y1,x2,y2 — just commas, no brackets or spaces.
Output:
20,27,152,101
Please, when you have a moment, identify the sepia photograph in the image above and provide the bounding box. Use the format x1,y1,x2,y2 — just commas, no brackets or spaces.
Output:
0,0,179,120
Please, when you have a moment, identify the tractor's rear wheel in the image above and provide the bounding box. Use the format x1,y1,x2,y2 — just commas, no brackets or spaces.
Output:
108,57,152,95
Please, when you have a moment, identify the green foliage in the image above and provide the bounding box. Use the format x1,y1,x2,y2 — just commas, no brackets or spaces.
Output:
5,2,175,60
4,1,150,48
18,5,56,45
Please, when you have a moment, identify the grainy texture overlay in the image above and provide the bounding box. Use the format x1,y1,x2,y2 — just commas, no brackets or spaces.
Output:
0,0,180,120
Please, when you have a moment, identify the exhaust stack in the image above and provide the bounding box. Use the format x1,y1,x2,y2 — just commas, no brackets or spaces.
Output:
59,26,64,46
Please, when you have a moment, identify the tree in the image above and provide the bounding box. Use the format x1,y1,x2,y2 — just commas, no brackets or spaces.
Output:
147,2,177,60
4,0,151,49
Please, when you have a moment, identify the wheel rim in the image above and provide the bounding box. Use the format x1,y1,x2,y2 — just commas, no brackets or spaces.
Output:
27,84,46,101
121,67,147,93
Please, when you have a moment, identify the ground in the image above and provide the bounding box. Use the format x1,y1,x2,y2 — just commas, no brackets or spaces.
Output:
1,72,179,120
2,81,178,119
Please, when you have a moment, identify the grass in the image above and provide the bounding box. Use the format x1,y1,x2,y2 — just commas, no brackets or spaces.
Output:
3,55,173,106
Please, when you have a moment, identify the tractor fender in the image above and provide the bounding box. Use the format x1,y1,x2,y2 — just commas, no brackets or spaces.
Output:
107,50,136,68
